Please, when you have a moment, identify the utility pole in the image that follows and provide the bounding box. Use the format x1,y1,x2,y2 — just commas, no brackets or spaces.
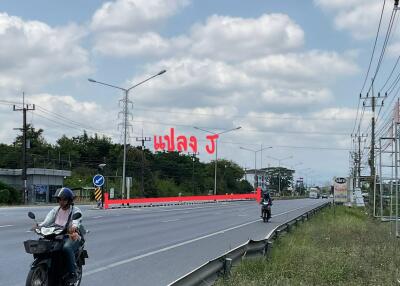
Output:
361,81,385,207
188,152,199,194
357,133,367,187
350,151,357,189
351,133,367,188
135,130,151,197
13,92,35,204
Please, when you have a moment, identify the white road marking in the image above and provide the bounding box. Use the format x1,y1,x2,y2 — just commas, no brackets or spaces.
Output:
161,219,180,223
92,216,103,219
0,225,13,228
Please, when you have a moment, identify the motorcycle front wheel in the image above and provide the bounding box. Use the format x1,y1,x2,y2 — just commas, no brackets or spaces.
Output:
73,264,83,286
26,265,48,286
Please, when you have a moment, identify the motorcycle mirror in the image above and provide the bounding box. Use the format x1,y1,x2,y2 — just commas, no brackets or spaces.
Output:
72,212,82,220
28,212,35,220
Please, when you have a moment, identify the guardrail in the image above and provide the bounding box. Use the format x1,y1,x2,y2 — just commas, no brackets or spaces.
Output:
168,202,331,286
103,188,262,209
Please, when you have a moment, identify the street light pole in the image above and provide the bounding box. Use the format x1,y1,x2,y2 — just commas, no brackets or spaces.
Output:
266,155,293,195
89,70,166,199
290,162,302,194
240,146,272,189
194,126,241,195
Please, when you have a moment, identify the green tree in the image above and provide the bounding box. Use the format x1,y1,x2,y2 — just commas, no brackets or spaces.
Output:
265,167,294,195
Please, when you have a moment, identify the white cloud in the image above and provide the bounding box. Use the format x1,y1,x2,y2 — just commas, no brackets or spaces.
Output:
314,0,387,40
93,32,190,57
26,93,119,142
241,51,359,87
93,13,304,61
188,13,304,61
91,0,189,32
126,49,358,119
0,13,91,90
260,88,332,106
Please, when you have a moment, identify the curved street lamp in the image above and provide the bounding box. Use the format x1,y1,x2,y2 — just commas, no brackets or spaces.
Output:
266,155,293,195
89,70,166,199
240,146,272,188
194,126,241,195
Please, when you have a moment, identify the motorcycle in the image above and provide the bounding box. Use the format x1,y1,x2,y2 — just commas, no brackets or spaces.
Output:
24,211,88,286
261,201,272,222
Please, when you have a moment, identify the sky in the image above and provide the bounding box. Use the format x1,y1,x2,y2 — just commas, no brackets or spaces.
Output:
0,0,397,186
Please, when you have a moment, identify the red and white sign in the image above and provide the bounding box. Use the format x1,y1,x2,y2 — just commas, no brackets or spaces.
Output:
154,128,218,154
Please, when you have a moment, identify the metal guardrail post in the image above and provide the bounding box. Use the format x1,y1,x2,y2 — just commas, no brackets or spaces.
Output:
245,240,268,258
266,241,273,259
223,258,232,277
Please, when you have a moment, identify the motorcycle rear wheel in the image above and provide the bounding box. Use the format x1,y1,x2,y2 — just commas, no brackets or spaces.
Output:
26,265,48,286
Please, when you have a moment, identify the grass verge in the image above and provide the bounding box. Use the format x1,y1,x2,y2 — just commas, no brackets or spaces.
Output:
216,206,400,286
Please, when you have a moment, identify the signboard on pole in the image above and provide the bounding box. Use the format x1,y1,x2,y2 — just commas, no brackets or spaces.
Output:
93,174,105,187
333,177,347,203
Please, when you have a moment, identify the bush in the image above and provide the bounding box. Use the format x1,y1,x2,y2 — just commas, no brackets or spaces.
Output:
155,178,185,197
0,189,10,203
0,180,21,204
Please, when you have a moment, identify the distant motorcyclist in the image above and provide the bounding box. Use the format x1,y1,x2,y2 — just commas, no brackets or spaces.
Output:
260,190,272,218
37,187,83,284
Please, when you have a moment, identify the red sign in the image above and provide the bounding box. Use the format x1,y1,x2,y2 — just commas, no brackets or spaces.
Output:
154,128,219,154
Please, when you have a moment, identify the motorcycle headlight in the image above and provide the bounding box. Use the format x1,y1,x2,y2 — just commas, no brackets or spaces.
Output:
41,227,55,236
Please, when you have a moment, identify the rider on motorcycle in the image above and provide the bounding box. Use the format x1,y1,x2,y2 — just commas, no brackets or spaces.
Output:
36,187,83,284
260,189,272,217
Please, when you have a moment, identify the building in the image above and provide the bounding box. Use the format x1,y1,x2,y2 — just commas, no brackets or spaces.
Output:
0,168,71,203
243,168,268,191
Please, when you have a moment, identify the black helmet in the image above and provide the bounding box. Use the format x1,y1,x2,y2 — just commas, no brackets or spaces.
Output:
54,187,74,202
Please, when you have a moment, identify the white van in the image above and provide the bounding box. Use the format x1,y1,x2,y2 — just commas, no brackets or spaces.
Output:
309,188,319,199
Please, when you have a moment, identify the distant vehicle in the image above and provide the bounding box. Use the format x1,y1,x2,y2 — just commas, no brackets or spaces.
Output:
309,190,319,199
261,201,272,222
309,187,320,199
321,193,328,199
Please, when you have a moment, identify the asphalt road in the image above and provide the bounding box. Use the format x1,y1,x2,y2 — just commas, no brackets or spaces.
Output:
0,198,328,286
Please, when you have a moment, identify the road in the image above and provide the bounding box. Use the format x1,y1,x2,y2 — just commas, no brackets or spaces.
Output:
0,199,328,286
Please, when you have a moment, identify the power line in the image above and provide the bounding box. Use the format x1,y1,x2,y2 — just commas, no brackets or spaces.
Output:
366,7,397,95
360,0,387,95
134,106,354,122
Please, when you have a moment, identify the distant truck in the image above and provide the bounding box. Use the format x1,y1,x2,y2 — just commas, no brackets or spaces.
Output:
309,188,319,199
